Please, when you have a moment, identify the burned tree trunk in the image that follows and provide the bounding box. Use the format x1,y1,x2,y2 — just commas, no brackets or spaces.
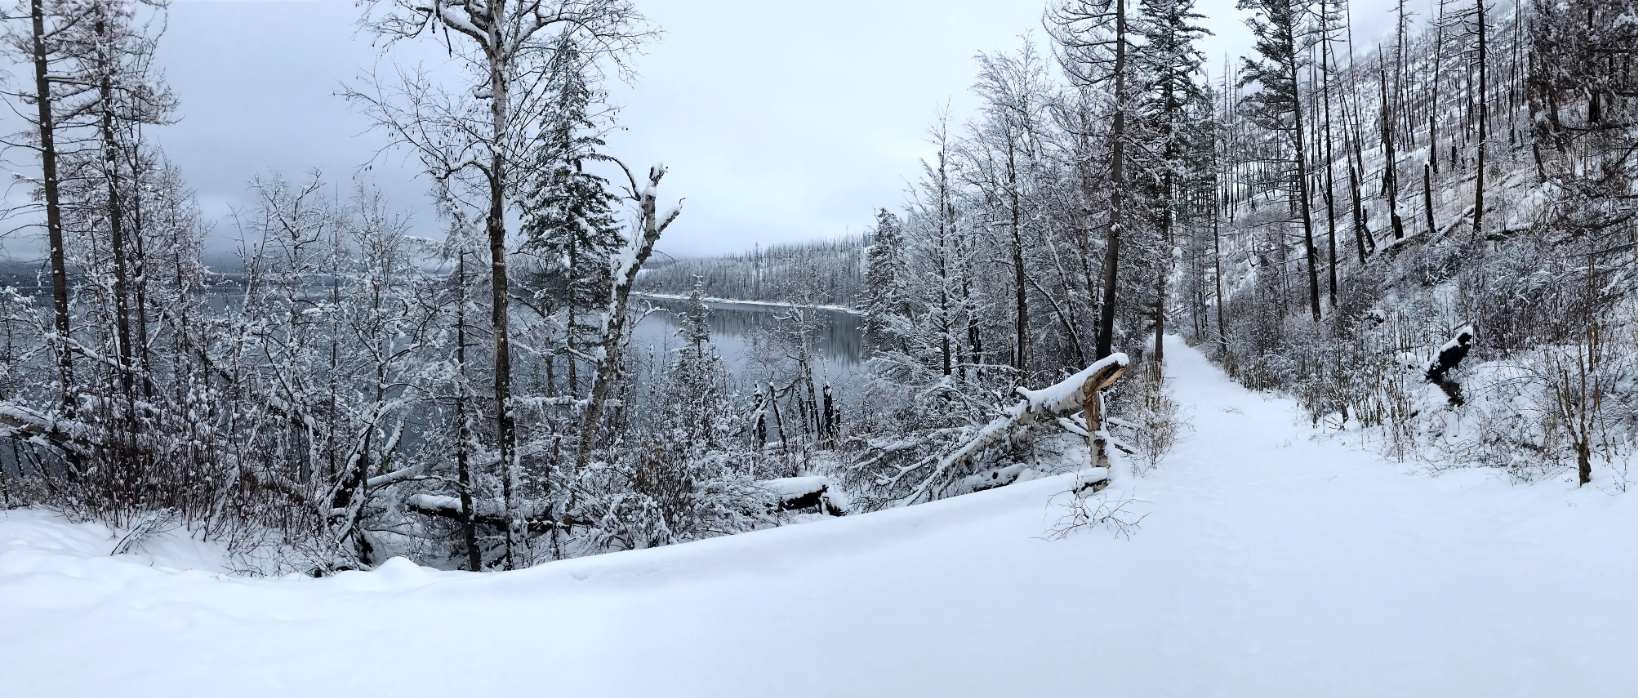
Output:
1425,325,1474,406
821,383,837,447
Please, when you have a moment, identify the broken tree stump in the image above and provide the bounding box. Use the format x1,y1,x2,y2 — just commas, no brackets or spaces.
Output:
1078,358,1130,472
1425,325,1474,407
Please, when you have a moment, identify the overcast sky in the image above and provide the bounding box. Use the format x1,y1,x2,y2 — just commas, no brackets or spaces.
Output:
4,0,1401,260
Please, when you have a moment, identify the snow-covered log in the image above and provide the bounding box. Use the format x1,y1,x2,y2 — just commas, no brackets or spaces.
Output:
760,476,847,516
402,494,569,533
879,353,1130,506
0,403,91,458
944,353,1129,474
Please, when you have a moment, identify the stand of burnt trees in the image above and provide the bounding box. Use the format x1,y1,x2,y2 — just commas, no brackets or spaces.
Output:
851,0,1638,494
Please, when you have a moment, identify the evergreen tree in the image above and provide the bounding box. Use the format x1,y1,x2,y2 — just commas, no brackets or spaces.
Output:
518,37,625,397
862,208,907,350
1238,0,1323,322
663,278,730,449
1134,0,1210,368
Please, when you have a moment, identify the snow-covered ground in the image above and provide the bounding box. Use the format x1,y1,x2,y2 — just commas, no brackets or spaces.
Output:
3,337,1634,697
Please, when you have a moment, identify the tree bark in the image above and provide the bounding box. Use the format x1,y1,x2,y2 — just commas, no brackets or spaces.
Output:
1288,27,1322,322
1095,0,1128,360
483,8,521,570
1472,0,1488,238
31,0,74,414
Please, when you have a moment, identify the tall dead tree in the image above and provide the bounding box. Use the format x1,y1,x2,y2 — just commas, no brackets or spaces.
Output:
574,163,680,472
1317,0,1341,307
1471,0,1488,237
1377,52,1407,241
1429,0,1448,175
22,0,74,412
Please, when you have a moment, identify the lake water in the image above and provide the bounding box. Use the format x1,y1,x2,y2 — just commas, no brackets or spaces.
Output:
628,296,866,393
6,283,870,396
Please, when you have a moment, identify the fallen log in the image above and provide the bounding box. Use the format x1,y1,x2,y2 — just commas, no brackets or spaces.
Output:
402,494,583,534
891,353,1130,505
760,476,847,516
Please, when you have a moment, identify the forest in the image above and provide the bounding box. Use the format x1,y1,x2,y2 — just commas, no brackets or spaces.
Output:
0,0,1633,583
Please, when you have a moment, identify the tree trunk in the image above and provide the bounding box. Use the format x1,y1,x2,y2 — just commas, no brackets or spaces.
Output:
1429,0,1446,175
1096,0,1128,360
454,249,482,571
1472,0,1488,238
1320,8,1339,310
95,5,135,401
1378,60,1406,241
1289,29,1322,322
32,0,74,414
1213,157,1228,357
484,18,521,570
575,166,675,474
1006,137,1029,374
1423,162,1436,237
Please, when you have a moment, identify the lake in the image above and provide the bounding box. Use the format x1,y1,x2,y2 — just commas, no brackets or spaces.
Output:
3,282,871,398
628,295,867,393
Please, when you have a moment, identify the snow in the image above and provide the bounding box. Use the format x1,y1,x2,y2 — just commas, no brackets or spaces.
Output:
1438,323,1475,354
759,475,830,497
0,510,233,576
4,337,1637,697
1016,351,1129,413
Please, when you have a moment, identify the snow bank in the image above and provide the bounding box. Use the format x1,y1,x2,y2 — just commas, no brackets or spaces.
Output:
0,509,232,576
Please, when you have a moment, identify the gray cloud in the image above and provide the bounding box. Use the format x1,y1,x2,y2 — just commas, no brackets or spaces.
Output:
3,0,1403,261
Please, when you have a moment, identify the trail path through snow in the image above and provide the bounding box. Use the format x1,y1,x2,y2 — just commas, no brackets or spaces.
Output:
2,336,1633,697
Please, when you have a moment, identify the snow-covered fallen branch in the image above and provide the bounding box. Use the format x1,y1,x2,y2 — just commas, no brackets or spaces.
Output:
402,493,566,533
858,353,1130,508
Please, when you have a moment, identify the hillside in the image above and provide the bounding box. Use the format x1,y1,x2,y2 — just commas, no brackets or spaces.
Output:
638,236,868,307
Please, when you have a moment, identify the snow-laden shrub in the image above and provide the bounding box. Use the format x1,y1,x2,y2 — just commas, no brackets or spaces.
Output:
578,442,770,552
1129,371,1188,475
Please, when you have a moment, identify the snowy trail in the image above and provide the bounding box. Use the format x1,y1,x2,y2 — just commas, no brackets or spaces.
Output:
3,337,1635,697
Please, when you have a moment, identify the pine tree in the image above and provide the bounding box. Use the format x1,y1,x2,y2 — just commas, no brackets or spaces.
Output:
667,278,728,448
518,37,624,397
862,208,907,351
1134,0,1209,369
1238,0,1323,322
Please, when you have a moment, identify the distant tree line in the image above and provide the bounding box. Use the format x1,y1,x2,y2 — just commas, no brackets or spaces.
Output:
637,237,868,307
